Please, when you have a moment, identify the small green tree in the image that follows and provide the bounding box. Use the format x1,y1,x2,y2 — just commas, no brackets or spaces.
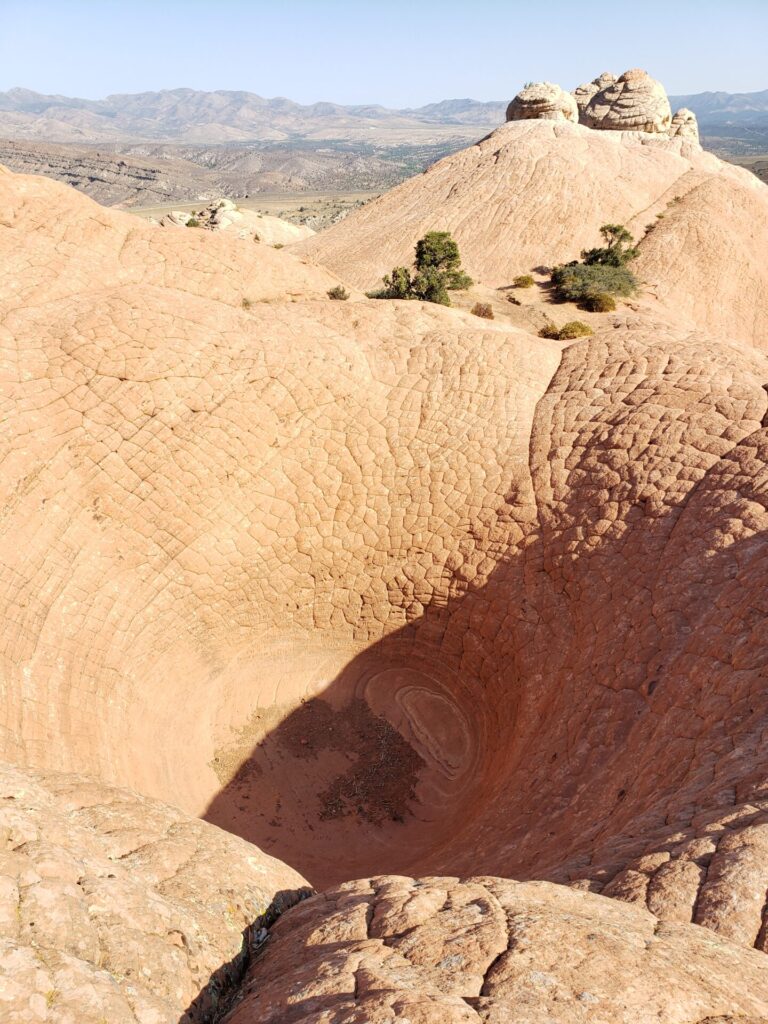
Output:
581,224,639,267
371,231,473,305
414,232,473,290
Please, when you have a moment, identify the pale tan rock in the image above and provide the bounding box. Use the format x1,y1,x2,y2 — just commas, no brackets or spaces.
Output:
583,67,673,133
670,106,700,141
573,71,617,118
224,876,768,1023
160,197,315,245
0,761,308,1023
297,118,768,348
506,81,578,123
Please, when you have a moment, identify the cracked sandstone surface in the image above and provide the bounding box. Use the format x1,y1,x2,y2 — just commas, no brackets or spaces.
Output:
2,108,768,1021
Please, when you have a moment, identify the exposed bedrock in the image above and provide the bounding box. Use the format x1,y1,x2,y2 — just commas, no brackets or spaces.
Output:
3,170,768,954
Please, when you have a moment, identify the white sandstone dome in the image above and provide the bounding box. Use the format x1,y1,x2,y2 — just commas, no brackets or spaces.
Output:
583,68,672,133
506,81,578,123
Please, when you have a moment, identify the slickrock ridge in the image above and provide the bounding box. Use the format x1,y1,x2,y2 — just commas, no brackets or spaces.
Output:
583,68,673,133
224,876,768,1023
297,118,768,348
505,81,578,123
160,197,315,245
0,761,308,1023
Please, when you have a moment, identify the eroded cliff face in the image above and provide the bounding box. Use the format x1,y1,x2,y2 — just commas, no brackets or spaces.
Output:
1,87,768,1021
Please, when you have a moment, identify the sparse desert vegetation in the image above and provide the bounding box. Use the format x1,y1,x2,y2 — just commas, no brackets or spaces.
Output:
369,231,473,305
550,223,638,306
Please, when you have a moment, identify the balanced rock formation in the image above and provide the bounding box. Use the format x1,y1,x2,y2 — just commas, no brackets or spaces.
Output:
670,105,701,141
582,68,673,132
505,81,578,123
0,761,308,1023
573,71,617,117
160,197,314,245
225,877,768,1023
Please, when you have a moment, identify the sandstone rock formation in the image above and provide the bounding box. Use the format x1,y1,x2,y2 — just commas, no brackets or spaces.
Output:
0,761,308,1023
583,68,673,132
573,71,617,117
670,105,700,141
2,97,768,1019
297,118,768,348
505,81,578,123
224,876,768,1023
160,197,314,245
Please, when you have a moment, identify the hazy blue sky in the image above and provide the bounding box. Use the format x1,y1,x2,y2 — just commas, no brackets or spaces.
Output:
2,0,766,105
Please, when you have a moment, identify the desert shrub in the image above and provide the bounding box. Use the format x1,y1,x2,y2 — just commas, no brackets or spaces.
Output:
368,266,413,300
558,320,593,339
327,285,350,301
539,320,593,340
371,231,473,306
582,291,616,312
186,217,200,227
551,262,637,304
471,302,494,319
241,297,252,309
538,322,562,339
414,232,473,290
513,274,535,288
551,224,638,305
273,243,284,249
581,224,639,267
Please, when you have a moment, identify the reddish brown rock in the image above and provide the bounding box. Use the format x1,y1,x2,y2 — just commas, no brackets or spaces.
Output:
223,876,768,1023
0,761,308,1023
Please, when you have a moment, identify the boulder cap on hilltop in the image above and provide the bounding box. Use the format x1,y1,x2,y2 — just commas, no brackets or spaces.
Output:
583,67,673,132
506,81,578,122
670,106,700,141
573,71,617,116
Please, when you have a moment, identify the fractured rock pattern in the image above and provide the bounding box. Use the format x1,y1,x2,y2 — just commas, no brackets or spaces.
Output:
2,94,768,1022
224,875,768,1023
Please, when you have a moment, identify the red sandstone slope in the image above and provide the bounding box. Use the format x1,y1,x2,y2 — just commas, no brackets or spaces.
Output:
2,136,768,1020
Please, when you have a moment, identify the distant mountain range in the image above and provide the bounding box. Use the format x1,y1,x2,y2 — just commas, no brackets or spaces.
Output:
1,86,767,147
0,88,506,144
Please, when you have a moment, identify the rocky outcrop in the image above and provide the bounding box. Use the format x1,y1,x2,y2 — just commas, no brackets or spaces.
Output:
506,81,578,123
0,761,308,1023
225,876,768,1023
583,68,673,132
298,118,767,348
160,197,314,245
670,106,700,141
573,71,617,117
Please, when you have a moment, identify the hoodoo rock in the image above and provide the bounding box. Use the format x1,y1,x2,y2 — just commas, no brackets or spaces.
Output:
573,70,617,117
583,67,673,133
670,105,700,141
505,81,578,122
